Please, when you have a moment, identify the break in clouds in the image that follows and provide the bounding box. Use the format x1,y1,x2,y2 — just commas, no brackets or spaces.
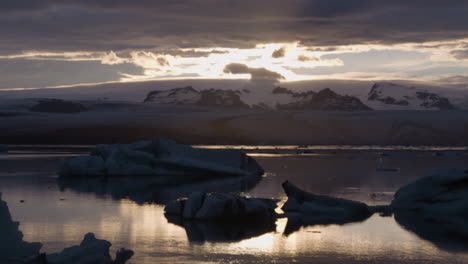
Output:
1,0,468,88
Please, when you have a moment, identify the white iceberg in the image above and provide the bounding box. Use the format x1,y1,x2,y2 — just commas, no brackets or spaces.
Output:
59,138,264,178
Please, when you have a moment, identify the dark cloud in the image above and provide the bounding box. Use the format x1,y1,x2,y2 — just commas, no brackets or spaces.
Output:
451,50,468,60
272,47,286,58
436,75,468,88
157,58,170,67
0,1,468,54
297,55,319,62
223,63,284,83
0,59,143,88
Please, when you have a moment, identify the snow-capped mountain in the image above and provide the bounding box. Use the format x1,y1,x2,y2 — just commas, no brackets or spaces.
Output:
144,86,248,108
367,82,456,110
141,81,467,111
143,86,200,104
144,86,372,111
277,88,372,111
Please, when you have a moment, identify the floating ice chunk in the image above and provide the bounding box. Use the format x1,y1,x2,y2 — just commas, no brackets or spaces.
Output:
391,168,468,215
104,147,162,176
165,192,278,242
281,181,372,233
165,193,277,220
59,138,264,178
47,233,133,264
390,168,468,251
58,156,106,177
0,193,42,262
183,192,206,219
0,194,133,264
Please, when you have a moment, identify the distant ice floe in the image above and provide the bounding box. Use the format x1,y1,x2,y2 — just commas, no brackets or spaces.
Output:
59,138,264,178
0,193,133,264
29,99,88,114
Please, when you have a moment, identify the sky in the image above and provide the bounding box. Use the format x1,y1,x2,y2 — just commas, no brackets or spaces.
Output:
1,0,468,90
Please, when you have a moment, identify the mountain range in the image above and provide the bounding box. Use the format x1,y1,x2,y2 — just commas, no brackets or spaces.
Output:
144,82,461,111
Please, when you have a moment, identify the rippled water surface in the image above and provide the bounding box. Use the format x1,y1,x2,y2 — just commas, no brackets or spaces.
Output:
1,146,468,264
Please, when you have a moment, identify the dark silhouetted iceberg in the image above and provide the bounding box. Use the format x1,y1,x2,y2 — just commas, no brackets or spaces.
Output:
281,181,373,234
59,138,264,178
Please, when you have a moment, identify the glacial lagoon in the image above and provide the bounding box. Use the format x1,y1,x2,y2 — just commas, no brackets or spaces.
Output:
1,145,468,264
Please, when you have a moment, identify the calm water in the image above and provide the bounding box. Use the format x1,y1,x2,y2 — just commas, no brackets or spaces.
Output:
1,146,468,264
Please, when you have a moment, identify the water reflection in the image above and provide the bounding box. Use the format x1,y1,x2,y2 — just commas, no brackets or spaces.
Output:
58,175,262,204
166,215,276,243
395,210,468,252
283,212,373,236
2,147,468,263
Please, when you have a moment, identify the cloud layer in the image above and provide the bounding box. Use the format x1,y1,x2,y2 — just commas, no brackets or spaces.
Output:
1,1,468,89
1,1,468,53
223,63,285,84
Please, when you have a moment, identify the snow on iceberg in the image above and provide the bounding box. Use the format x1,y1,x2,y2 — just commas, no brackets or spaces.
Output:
59,138,264,178
281,181,373,234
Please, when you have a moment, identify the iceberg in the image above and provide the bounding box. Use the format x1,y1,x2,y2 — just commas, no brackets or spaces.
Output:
391,168,468,252
165,192,278,220
0,193,42,262
281,181,373,234
0,193,133,264
46,233,133,264
59,138,264,178
391,168,468,214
